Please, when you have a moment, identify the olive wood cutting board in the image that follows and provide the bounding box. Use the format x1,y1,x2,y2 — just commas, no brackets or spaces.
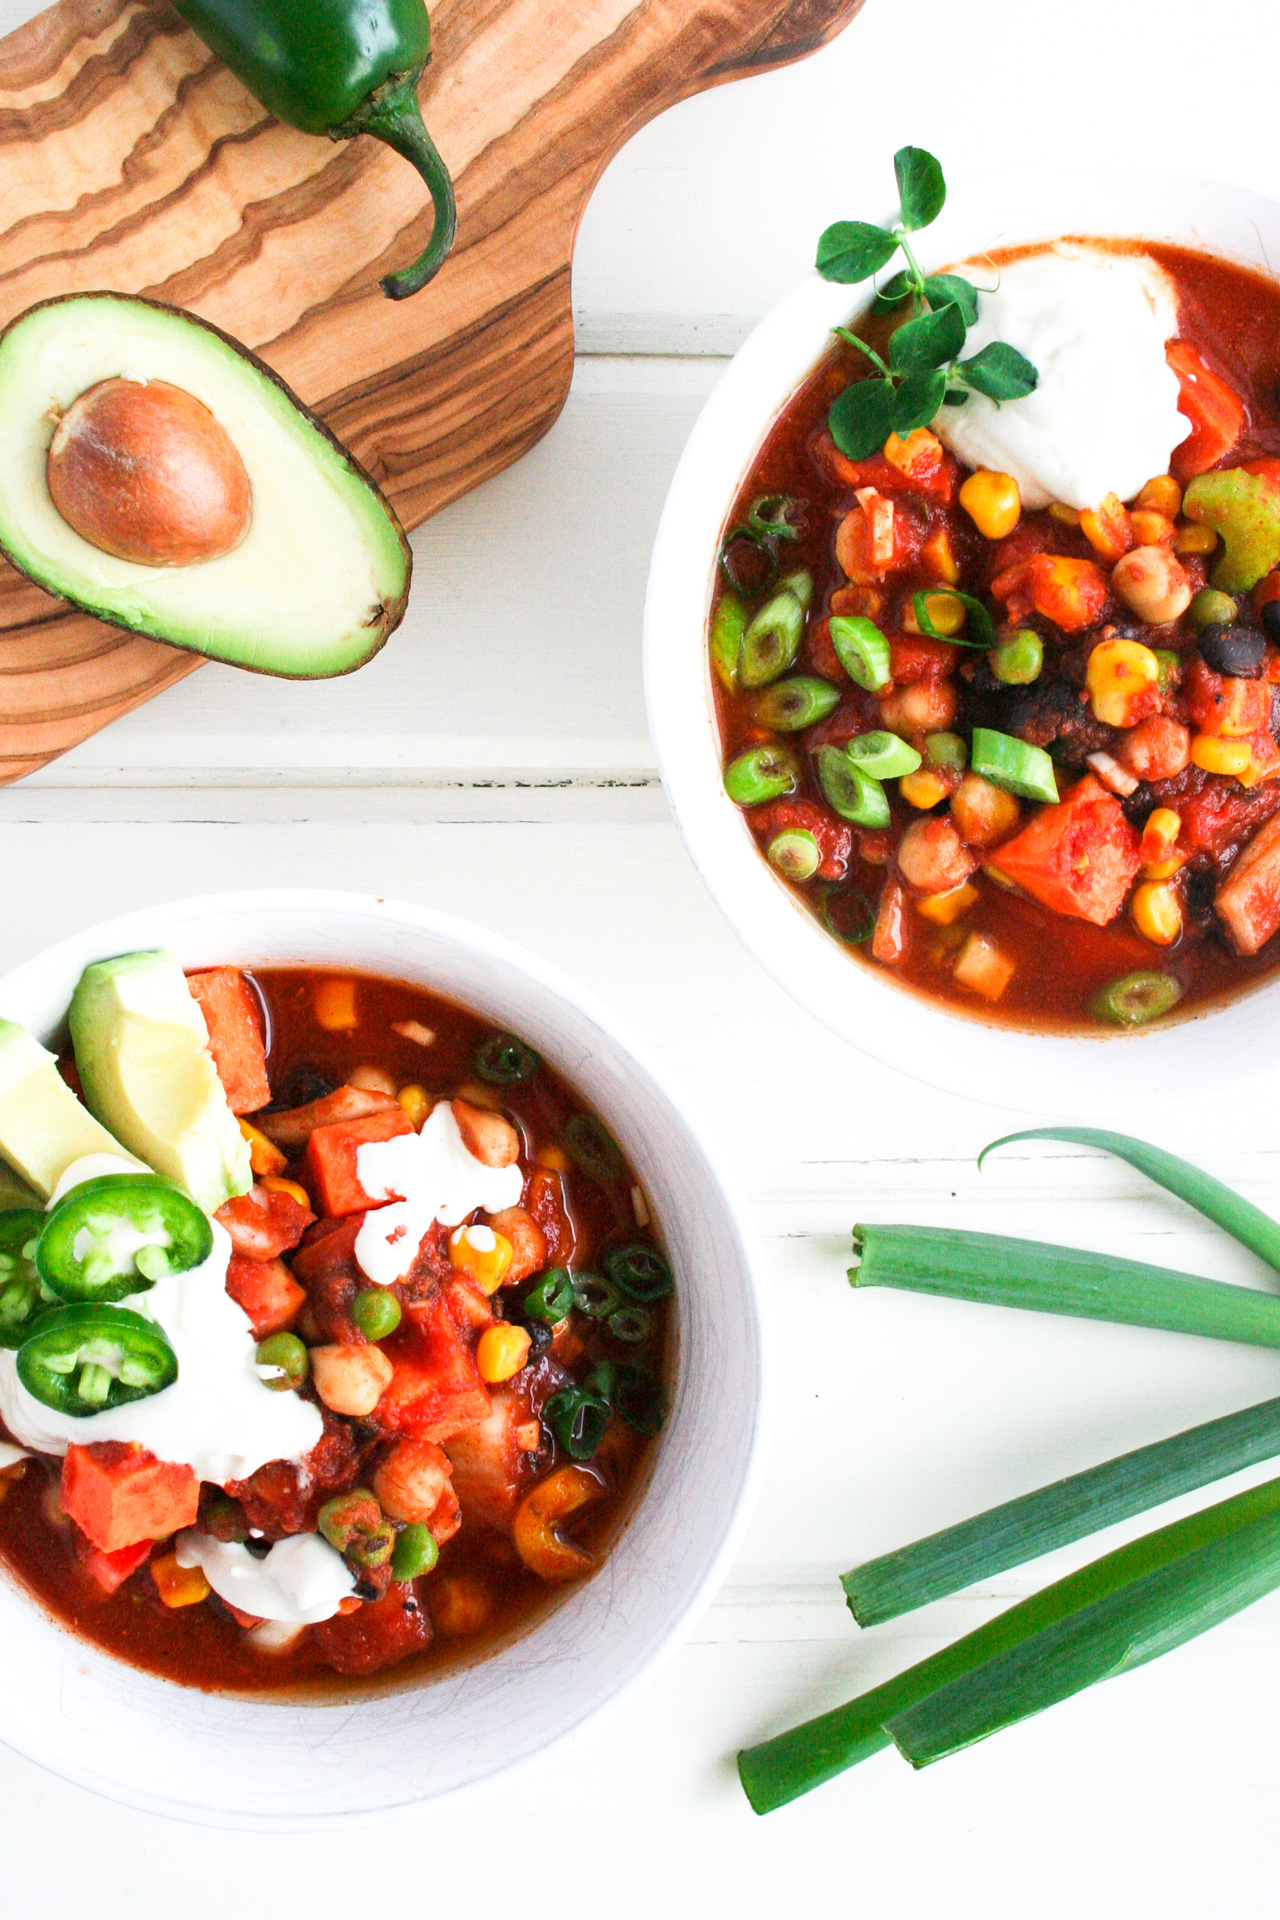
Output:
0,0,864,781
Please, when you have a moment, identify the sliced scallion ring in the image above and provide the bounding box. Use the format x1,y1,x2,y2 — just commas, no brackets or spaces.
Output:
970,727,1059,803
847,730,921,780
768,828,821,881
829,615,891,691
740,587,805,688
752,677,841,731
724,744,801,807
815,746,890,828
1090,971,1183,1028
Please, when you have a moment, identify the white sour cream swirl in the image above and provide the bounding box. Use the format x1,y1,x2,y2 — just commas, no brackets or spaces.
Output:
353,1101,524,1287
176,1530,355,1623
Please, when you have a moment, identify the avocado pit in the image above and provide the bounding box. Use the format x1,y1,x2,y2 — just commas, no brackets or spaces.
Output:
47,376,252,567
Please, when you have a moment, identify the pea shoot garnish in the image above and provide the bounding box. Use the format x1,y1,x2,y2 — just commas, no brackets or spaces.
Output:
816,147,1039,460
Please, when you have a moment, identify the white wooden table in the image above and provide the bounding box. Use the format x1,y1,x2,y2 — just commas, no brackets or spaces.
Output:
6,1,1280,1909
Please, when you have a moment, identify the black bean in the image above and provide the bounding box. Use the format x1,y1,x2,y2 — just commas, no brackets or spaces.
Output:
1198,625,1267,678
1261,600,1280,644
526,1320,553,1358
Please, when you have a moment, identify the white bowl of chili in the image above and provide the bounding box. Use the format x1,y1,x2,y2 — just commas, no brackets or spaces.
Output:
0,890,769,1826
645,168,1280,1110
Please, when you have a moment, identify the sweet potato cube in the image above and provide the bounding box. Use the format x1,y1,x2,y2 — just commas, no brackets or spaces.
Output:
305,1107,414,1217
77,1536,152,1594
62,1442,199,1553
987,775,1141,926
377,1297,491,1440
1216,812,1280,955
225,1255,305,1338
186,968,271,1115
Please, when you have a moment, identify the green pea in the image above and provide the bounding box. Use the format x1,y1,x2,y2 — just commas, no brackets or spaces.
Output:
846,730,921,780
815,745,890,828
390,1522,439,1582
352,1288,402,1340
1188,588,1236,632
768,828,820,882
255,1332,309,1393
739,588,805,688
925,731,968,769
724,744,800,807
1154,649,1182,695
752,677,841,731
989,630,1043,685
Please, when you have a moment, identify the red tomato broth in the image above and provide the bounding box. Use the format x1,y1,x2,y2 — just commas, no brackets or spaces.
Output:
710,241,1280,1030
0,968,672,1695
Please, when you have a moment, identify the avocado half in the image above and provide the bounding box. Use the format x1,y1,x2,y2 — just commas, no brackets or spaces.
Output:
0,294,412,678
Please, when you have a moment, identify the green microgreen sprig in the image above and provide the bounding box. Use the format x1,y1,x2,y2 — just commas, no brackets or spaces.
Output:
816,148,1039,461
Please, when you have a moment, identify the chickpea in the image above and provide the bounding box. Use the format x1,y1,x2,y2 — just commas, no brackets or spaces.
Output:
1111,546,1192,625
451,1097,520,1168
896,816,978,895
374,1437,454,1526
1116,715,1191,783
951,774,1022,849
484,1205,547,1283
310,1343,393,1417
347,1064,399,1097
878,678,957,737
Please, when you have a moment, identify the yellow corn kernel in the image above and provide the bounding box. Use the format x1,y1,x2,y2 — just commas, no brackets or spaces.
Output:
1135,474,1182,517
1085,637,1159,727
899,768,951,810
1129,510,1175,548
1048,503,1081,527
151,1553,210,1609
536,1145,570,1173
958,470,1021,540
449,1224,514,1294
905,590,966,638
920,526,961,585
1130,881,1183,947
476,1323,532,1384
261,1176,311,1210
915,881,980,925
238,1118,286,1179
1190,734,1252,776
1080,492,1131,561
1176,521,1218,556
313,977,358,1031
1143,856,1186,881
396,1084,431,1129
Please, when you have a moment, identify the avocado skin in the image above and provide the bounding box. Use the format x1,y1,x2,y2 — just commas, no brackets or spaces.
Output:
68,951,252,1215
0,293,412,678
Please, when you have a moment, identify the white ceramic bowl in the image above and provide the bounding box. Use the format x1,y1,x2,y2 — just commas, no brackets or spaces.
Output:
0,891,768,1827
645,169,1280,1113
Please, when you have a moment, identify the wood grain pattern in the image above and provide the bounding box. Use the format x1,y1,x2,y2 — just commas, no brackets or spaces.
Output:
0,0,865,781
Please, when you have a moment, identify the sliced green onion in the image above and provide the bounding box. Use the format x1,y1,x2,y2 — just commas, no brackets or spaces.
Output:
970,726,1058,803
780,567,814,611
829,615,891,691
815,746,890,828
724,745,800,807
849,1222,1280,1348
846,730,921,780
821,883,877,945
924,731,967,769
843,1391,1280,1627
912,587,994,649
752,677,841,731
979,1127,1280,1277
710,591,748,691
739,576,812,688
768,829,821,881
1090,970,1182,1027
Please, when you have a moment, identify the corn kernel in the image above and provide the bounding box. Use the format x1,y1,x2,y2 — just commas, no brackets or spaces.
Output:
959,470,1021,540
1143,856,1186,881
151,1553,210,1609
536,1144,570,1172
313,977,358,1031
1131,881,1183,947
1190,734,1252,776
449,1224,514,1294
1085,637,1159,726
476,1323,532,1384
1080,492,1131,562
1135,475,1182,517
1129,510,1175,548
915,881,980,925
1139,806,1182,867
912,590,966,637
396,1083,431,1129
1048,503,1081,527
238,1118,286,1179
899,768,951,810
920,526,961,585
1176,521,1218,556
261,1176,311,1210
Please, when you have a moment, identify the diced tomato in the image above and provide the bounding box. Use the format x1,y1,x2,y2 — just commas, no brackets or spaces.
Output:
216,1184,315,1260
1180,780,1280,860
225,1254,305,1338
813,433,959,505
888,635,959,683
185,968,270,1115
305,1108,414,1218
377,1294,491,1440
1167,342,1245,480
62,1442,199,1553
522,1166,575,1265
992,554,1108,633
311,1584,432,1675
1184,656,1274,738
805,616,843,682
75,1535,151,1595
746,798,852,881
228,1419,360,1536
987,775,1141,926
446,1385,538,1527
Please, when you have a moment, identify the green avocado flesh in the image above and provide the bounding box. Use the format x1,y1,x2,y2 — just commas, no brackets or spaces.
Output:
0,295,412,677
69,951,251,1215
0,1019,140,1200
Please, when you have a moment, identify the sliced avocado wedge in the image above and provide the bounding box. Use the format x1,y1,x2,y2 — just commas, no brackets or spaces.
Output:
69,951,251,1215
0,1019,141,1200
0,294,411,678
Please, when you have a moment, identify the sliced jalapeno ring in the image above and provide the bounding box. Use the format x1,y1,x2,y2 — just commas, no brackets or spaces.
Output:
1089,970,1183,1028
564,1114,624,1187
543,1385,611,1461
607,1305,653,1344
473,1033,540,1085
36,1174,213,1304
604,1242,675,1304
616,1364,667,1437
524,1268,575,1323
17,1304,177,1416
571,1273,622,1319
0,1209,52,1350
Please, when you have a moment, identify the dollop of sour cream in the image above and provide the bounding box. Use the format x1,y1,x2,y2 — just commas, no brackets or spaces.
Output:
354,1100,524,1287
0,1217,323,1481
175,1529,355,1624
930,246,1191,510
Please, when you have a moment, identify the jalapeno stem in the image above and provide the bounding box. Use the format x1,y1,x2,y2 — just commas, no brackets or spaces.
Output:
344,71,457,300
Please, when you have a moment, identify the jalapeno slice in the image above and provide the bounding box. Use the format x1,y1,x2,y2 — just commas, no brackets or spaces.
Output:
36,1174,213,1304
0,1209,54,1350
604,1242,674,1303
17,1304,178,1415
